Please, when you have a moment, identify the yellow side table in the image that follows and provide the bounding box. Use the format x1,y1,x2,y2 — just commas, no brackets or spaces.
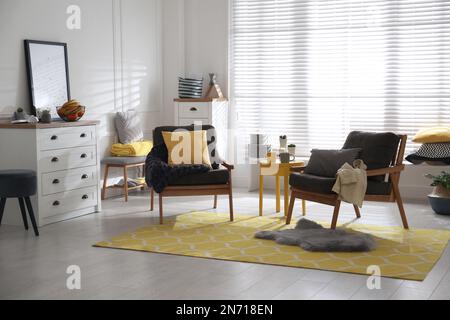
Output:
259,157,306,217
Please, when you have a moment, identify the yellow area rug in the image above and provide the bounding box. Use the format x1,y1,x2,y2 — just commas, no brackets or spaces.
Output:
95,212,450,281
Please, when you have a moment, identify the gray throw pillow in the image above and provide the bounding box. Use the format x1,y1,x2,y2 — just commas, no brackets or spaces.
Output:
115,111,144,144
304,148,362,178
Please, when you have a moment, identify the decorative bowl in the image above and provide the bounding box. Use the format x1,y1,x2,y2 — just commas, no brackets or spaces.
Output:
56,105,85,122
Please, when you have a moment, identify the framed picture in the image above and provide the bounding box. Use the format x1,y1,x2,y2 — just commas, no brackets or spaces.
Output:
24,40,71,118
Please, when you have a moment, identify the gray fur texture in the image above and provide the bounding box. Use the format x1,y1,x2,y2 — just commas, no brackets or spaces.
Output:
255,219,376,252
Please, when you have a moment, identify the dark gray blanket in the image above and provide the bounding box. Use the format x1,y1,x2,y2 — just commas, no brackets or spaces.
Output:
255,219,376,252
145,144,211,193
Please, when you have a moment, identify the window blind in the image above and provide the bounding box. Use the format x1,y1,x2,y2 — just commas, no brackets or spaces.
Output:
230,0,450,156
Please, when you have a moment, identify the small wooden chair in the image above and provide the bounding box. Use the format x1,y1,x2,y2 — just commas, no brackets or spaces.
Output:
101,157,147,202
287,132,409,229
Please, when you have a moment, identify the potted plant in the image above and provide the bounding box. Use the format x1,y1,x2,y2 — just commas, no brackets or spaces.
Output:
288,144,296,156
40,109,52,124
426,171,450,215
279,135,287,150
14,107,26,120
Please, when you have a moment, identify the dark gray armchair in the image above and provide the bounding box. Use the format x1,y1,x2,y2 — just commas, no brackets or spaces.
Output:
287,131,409,229
150,125,234,224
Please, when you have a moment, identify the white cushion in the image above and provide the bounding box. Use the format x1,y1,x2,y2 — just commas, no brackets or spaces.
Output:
115,110,144,144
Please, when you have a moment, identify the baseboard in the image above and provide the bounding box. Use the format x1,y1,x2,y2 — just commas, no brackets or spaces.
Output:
400,185,433,202
233,175,249,189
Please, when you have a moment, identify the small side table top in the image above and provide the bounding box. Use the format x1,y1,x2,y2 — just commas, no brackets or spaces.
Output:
259,159,305,175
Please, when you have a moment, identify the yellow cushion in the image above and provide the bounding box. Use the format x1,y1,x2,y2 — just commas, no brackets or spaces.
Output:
111,140,153,157
162,130,211,166
413,127,450,143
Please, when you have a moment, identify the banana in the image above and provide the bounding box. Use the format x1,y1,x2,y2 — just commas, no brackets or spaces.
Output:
63,99,80,107
71,106,83,115
64,106,79,114
63,102,79,109
62,99,81,114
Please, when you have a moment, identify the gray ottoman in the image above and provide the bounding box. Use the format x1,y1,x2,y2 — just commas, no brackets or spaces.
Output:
0,170,39,236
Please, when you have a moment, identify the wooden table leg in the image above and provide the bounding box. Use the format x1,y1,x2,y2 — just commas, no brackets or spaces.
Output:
101,164,109,200
123,165,129,202
275,175,281,213
302,200,306,216
259,174,264,216
284,174,289,217
150,188,154,211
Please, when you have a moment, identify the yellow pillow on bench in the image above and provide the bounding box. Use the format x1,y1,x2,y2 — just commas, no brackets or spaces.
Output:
162,130,211,166
413,127,450,143
111,140,153,157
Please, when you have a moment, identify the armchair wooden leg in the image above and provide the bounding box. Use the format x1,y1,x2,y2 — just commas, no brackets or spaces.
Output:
159,193,163,225
353,205,361,218
331,200,341,229
392,177,409,229
259,174,264,216
150,188,154,211
101,164,110,200
286,191,296,225
213,195,218,209
228,190,234,222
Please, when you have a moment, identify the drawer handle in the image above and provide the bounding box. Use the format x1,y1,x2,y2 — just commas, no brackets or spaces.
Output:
82,195,89,200
53,201,60,206
81,154,88,159
51,157,59,163
52,179,60,184
80,133,87,138
190,107,198,112
51,135,58,141
81,174,89,180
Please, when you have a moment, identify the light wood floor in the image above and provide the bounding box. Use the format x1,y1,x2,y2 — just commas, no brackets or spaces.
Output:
0,189,449,300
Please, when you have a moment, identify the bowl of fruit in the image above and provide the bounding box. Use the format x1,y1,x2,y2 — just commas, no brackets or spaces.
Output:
57,100,85,122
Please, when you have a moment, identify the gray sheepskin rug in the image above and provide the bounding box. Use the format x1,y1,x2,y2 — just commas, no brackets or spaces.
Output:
255,219,376,252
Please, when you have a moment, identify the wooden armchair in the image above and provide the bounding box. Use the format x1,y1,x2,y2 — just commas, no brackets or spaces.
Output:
149,125,234,224
286,132,409,229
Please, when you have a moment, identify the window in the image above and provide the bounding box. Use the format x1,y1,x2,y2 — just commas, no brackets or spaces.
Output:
230,0,450,156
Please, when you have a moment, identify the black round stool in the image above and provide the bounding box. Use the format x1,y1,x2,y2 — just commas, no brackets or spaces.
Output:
0,170,39,236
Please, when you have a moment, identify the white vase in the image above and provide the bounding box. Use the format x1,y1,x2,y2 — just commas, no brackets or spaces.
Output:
288,147,296,156
279,138,287,150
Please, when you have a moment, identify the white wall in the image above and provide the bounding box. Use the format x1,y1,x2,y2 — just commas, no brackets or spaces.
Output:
161,0,229,125
162,0,185,125
0,0,163,158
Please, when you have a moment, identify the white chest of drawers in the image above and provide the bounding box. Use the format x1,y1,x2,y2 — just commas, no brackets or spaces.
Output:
0,121,101,226
174,98,229,160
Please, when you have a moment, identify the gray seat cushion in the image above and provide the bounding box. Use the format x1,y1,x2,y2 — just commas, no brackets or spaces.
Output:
289,173,391,196
0,170,37,198
169,169,229,186
290,173,336,194
366,180,392,195
101,156,146,165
